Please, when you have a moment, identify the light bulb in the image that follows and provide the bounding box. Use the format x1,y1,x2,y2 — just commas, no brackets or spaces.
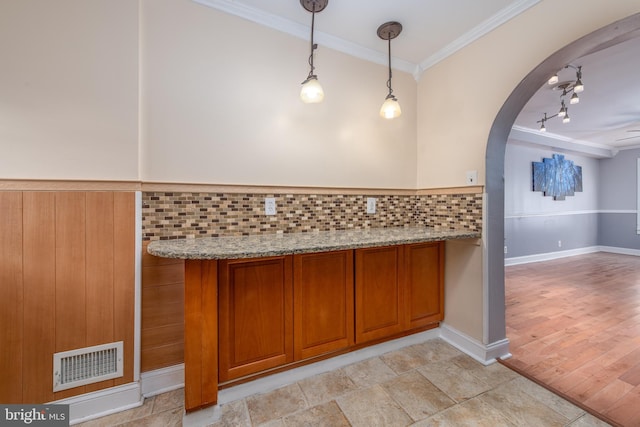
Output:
563,114,570,124
573,79,584,93
558,105,566,118
570,93,579,104
380,97,401,119
540,123,546,132
300,77,324,103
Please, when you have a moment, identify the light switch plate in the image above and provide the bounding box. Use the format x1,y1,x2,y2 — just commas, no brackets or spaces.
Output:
466,170,478,185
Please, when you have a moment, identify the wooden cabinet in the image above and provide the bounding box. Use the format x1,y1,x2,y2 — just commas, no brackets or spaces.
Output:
404,242,444,330
355,246,405,344
218,256,293,382
216,241,444,385
293,250,354,360
355,242,445,344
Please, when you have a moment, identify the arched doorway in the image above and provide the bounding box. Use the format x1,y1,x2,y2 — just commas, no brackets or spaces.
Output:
484,13,640,346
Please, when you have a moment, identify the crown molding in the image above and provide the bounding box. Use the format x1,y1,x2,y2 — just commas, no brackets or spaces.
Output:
509,125,617,158
192,0,538,81
418,0,540,74
192,0,417,76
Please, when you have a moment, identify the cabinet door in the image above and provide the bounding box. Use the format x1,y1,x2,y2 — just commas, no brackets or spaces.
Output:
405,242,444,329
293,250,354,360
355,246,404,344
218,256,293,382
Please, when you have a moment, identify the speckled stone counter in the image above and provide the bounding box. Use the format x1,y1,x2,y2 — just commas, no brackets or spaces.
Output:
147,227,481,260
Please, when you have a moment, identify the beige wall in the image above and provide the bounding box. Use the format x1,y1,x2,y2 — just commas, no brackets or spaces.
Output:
0,0,139,181
417,0,640,189
417,1,640,342
3,0,640,348
141,0,417,189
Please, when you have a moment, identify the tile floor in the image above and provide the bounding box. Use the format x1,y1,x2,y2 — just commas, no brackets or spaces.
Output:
77,339,611,426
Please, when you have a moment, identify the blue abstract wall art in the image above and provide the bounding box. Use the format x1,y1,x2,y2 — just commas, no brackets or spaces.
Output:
532,154,583,201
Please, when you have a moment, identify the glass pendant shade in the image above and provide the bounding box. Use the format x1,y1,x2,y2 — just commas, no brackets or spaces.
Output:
562,114,570,124
300,77,324,103
380,97,401,119
548,74,559,85
570,93,579,104
573,79,584,93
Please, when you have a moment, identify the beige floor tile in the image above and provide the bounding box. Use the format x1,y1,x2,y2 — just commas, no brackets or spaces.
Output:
337,384,412,427
418,358,493,402
381,346,433,374
413,397,516,427
246,384,308,425
297,369,358,406
282,401,350,427
383,370,455,421
208,399,251,427
119,407,183,427
509,376,586,421
75,396,155,427
410,339,464,363
451,355,520,388
478,380,571,426
152,388,184,414
567,413,613,426
344,356,398,388
258,419,285,427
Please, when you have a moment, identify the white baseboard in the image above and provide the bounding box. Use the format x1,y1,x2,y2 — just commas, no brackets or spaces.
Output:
140,363,184,398
53,382,143,425
505,245,640,266
598,246,640,257
439,323,510,365
504,246,600,266
137,324,510,400
75,324,509,426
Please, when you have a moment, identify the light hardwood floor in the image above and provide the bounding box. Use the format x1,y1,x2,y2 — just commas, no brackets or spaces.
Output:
503,252,640,427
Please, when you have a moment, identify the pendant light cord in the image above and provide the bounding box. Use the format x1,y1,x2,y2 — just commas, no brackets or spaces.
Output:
307,6,317,80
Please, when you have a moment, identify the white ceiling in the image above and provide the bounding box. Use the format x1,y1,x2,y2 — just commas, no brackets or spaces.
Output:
512,36,640,156
194,0,640,157
193,0,539,77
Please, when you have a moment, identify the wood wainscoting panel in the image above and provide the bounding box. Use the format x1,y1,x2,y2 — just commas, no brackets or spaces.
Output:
0,192,24,403
85,192,116,393
22,193,56,403
141,241,185,372
113,192,136,386
54,192,88,400
0,191,136,404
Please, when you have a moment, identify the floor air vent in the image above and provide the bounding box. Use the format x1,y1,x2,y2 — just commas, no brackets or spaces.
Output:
53,342,124,391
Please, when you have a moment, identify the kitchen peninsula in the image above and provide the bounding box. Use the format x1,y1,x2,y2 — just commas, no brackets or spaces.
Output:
148,227,480,412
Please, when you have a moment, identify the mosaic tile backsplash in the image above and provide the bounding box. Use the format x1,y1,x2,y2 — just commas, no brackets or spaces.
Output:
142,192,482,241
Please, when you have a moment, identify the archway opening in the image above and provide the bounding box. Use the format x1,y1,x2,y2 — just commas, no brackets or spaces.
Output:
485,13,640,345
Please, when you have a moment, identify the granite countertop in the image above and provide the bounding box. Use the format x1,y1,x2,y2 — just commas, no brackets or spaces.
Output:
147,227,481,260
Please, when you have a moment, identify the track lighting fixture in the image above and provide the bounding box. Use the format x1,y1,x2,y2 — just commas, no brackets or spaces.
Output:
300,0,328,104
377,21,402,119
538,65,584,131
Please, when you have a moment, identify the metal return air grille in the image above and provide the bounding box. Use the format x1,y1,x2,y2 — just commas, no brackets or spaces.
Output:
53,342,123,391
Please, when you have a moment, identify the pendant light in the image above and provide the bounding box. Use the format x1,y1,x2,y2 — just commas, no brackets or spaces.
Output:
300,0,328,103
377,21,403,119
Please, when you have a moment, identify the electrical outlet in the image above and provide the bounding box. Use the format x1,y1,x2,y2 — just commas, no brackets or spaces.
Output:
558,240,562,248
466,170,478,185
265,197,276,216
366,197,376,214
504,246,508,254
